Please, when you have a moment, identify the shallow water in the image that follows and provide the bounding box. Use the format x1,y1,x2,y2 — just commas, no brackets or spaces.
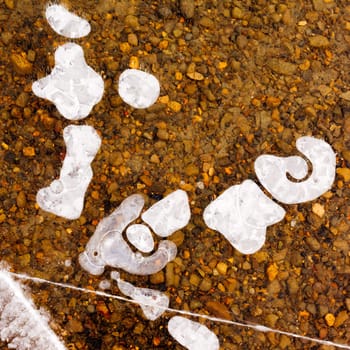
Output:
0,0,350,349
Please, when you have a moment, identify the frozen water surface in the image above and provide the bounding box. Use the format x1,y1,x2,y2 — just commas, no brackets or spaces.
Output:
79,194,177,275
255,136,336,204
142,189,191,237
0,270,66,350
111,272,168,320
203,180,285,254
36,125,101,220
118,69,160,108
32,43,104,120
45,4,91,38
168,316,220,350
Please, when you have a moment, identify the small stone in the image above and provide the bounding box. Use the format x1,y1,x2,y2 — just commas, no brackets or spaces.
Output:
128,56,139,69
10,53,33,75
340,91,350,101
127,33,138,46
216,262,228,275
16,191,27,208
150,271,165,284
180,0,195,19
186,71,204,81
325,313,335,327
184,163,199,176
268,58,296,75
232,7,244,19
124,15,139,28
67,319,84,333
198,16,214,28
309,35,330,48
119,42,131,53
206,301,231,320
306,236,320,251
312,203,325,218
267,263,278,281
334,310,349,327
167,101,182,112
5,0,15,9
345,298,350,311
199,277,212,292
15,92,29,108
23,146,35,157
337,167,350,182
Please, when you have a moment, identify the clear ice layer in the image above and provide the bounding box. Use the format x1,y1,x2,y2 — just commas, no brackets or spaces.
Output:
32,43,104,120
142,189,191,237
168,316,220,350
118,69,160,109
79,193,179,275
111,272,168,321
255,136,336,204
45,4,91,38
0,270,66,350
36,125,101,220
203,180,285,254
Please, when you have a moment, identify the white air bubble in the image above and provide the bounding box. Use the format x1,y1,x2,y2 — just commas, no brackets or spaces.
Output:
32,43,104,120
168,316,220,350
46,4,91,38
118,69,160,109
255,136,336,204
36,125,101,220
203,180,285,254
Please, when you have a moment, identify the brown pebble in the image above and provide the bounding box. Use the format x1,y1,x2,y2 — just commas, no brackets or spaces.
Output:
10,53,33,75
309,35,330,48
325,313,335,326
23,146,35,157
16,191,27,208
150,271,165,284
180,0,195,19
205,301,231,320
184,163,199,176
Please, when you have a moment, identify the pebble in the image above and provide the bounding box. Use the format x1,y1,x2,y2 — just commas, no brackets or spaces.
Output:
309,35,330,48
167,101,182,112
306,236,321,251
312,203,325,217
205,301,231,320
10,52,33,74
336,167,350,182
16,191,27,208
325,313,335,327
198,16,214,28
180,0,195,19
22,146,35,157
268,58,297,75
216,262,228,275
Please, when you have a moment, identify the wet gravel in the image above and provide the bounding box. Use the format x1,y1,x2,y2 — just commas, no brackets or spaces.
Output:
0,0,350,349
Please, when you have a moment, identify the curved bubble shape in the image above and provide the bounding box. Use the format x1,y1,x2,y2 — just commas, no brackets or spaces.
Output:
111,272,168,320
32,43,104,120
78,194,178,275
203,180,285,254
168,316,220,350
45,4,91,38
118,69,160,109
36,125,101,220
254,136,336,204
142,190,191,237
